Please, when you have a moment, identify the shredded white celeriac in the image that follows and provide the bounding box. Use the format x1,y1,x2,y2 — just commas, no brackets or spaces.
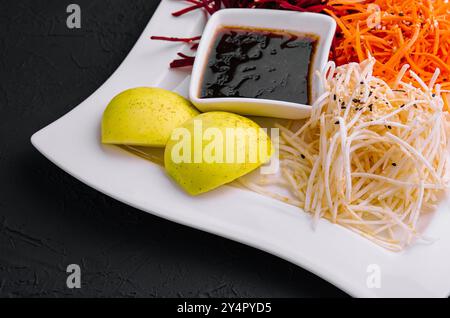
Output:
242,58,450,251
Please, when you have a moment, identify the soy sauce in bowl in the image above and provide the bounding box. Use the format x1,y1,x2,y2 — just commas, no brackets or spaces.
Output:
200,26,318,105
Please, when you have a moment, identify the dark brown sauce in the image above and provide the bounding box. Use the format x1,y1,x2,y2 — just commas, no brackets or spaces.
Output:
200,26,318,104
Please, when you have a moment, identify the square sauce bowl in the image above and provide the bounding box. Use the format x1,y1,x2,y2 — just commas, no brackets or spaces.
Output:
189,9,336,119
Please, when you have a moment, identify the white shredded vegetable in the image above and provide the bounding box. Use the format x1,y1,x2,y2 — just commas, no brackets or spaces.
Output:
243,58,450,251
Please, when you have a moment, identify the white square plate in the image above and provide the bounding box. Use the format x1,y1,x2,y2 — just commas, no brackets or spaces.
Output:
31,0,450,298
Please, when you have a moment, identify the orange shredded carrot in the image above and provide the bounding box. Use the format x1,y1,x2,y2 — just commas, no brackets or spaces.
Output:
355,23,365,61
328,0,450,91
443,93,449,112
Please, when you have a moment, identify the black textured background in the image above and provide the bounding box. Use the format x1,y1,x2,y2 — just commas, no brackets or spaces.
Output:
0,0,347,297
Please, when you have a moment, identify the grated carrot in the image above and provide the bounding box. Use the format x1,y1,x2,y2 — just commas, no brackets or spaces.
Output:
327,0,450,91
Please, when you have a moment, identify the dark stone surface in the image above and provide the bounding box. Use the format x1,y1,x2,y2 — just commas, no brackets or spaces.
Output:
0,0,347,297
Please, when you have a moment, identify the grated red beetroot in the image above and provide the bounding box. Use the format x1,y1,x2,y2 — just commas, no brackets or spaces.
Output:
150,36,202,43
151,0,332,68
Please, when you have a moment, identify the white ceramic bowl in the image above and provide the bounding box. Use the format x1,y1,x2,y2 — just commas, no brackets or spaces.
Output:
189,9,336,119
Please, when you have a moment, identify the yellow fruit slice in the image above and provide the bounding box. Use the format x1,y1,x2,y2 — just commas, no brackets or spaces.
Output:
102,87,199,147
165,112,273,195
